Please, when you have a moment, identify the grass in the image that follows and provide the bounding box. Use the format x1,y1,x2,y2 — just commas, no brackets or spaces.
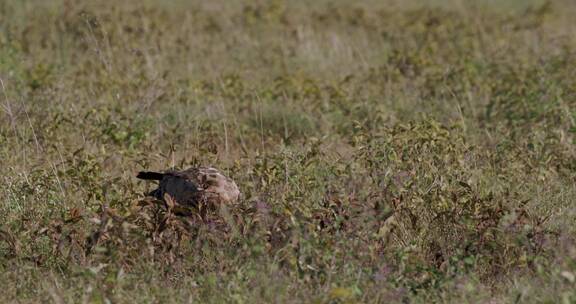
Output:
0,0,575,302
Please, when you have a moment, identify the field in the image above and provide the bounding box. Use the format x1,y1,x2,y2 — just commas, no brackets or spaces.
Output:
1,0,575,302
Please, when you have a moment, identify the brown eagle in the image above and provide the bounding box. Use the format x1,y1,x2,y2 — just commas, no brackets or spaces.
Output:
137,167,240,208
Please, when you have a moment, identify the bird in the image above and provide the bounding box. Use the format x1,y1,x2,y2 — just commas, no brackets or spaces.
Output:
136,167,240,210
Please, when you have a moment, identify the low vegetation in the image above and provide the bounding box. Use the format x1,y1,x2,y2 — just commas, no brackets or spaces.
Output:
0,0,575,302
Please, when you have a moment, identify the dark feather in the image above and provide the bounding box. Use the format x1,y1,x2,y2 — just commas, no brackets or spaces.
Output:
137,171,165,180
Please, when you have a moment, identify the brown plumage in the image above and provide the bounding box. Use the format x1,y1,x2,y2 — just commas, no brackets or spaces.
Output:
137,167,240,208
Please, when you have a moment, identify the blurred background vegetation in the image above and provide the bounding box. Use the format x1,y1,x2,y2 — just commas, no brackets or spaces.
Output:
0,0,575,302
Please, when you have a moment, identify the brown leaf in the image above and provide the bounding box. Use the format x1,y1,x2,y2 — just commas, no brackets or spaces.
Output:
164,193,176,210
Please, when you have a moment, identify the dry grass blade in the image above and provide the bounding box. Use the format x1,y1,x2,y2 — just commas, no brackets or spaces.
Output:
45,273,65,304
0,228,21,257
85,206,110,257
